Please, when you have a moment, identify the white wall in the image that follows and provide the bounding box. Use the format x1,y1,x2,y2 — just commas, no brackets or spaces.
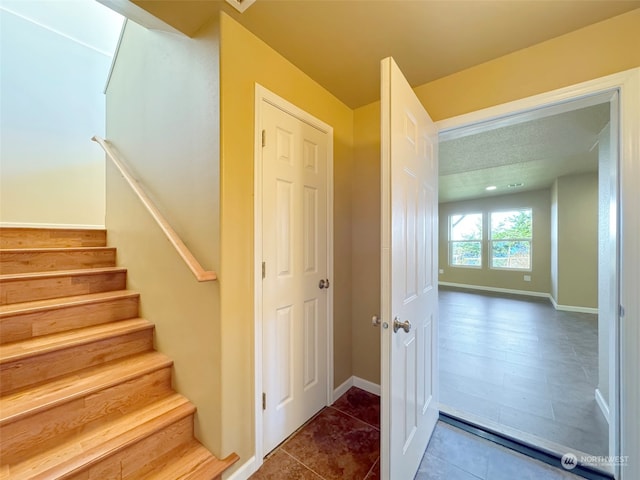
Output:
0,3,121,227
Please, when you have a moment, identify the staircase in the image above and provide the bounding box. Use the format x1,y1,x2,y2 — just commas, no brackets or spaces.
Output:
0,227,238,479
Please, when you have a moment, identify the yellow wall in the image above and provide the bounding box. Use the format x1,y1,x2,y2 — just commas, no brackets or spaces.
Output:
438,189,552,294
219,12,354,466
414,8,640,121
351,8,640,385
105,18,223,453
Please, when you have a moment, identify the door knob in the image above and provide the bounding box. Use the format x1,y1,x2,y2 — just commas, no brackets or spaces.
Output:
319,279,330,289
393,317,411,333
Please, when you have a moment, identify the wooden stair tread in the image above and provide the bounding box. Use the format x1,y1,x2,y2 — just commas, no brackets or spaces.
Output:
0,318,153,363
0,267,126,282
145,442,240,480
0,351,172,426
6,393,194,479
0,290,138,318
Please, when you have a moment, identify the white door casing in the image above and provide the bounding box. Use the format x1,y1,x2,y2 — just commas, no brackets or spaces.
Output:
257,89,333,457
380,57,439,480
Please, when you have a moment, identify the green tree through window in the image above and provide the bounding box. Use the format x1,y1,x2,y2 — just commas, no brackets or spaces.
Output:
490,209,533,269
449,213,482,267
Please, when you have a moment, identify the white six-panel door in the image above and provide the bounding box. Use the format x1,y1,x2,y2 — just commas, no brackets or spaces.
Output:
261,99,329,456
380,57,439,480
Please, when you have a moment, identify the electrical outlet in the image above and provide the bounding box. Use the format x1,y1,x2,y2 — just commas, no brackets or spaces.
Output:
523,275,531,282
439,269,444,274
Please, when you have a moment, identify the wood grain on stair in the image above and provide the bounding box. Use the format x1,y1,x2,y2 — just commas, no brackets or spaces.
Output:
0,319,154,395
0,268,127,305
0,290,139,344
0,351,172,425
0,228,107,249
1,367,173,465
4,394,194,479
0,247,116,274
0,227,237,480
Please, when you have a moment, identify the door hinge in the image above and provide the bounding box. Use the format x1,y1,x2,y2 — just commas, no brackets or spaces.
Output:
620,304,626,318
262,261,266,279
261,129,266,147
262,392,266,410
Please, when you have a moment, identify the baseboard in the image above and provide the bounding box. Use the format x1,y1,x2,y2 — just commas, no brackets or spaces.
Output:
333,375,380,400
595,388,610,424
333,376,354,401
549,295,599,314
353,376,381,396
0,222,105,230
438,282,550,299
440,282,599,314
225,455,257,480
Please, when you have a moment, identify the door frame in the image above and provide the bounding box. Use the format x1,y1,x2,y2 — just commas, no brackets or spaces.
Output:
436,68,640,479
253,84,335,468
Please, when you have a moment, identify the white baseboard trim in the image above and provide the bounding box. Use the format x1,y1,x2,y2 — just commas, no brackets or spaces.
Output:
440,282,599,314
333,376,354,401
333,375,380,400
0,222,105,230
353,376,381,396
225,455,256,480
438,282,549,299
549,295,599,314
595,388,610,424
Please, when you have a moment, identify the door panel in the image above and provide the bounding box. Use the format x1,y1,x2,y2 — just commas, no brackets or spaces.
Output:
262,100,329,455
380,57,439,480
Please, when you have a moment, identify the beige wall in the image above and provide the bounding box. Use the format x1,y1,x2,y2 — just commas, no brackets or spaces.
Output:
352,102,382,385
550,181,559,301
438,190,551,294
105,17,223,454
219,12,354,467
555,173,599,308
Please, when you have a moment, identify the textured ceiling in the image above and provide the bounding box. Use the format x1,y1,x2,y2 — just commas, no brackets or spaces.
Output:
439,103,610,203
128,0,640,109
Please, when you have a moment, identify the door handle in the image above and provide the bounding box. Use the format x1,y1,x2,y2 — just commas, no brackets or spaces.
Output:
393,317,411,333
319,279,330,289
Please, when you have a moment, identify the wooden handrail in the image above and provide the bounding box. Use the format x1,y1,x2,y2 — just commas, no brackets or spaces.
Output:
92,136,217,282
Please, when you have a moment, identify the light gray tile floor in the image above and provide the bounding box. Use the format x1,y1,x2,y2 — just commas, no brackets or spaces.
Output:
416,422,583,480
438,288,608,457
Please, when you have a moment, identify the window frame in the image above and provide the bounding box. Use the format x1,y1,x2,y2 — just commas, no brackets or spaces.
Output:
489,208,533,271
448,212,483,269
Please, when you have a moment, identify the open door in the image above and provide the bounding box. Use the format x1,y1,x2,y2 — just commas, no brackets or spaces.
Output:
380,57,439,480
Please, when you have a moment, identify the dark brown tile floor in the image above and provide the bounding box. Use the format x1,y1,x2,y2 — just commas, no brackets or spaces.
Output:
251,385,582,479
250,387,380,480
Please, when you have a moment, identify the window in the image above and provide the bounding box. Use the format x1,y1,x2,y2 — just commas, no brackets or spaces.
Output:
490,209,532,270
449,213,482,267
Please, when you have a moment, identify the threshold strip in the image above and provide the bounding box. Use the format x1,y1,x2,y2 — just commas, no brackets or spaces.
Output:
438,412,614,480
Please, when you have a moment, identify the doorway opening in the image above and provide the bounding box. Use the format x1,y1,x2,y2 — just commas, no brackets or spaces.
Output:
436,91,619,475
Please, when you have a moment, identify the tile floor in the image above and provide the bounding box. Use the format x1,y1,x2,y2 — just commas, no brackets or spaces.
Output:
250,386,582,480
417,422,582,480
438,287,608,456
250,387,380,479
